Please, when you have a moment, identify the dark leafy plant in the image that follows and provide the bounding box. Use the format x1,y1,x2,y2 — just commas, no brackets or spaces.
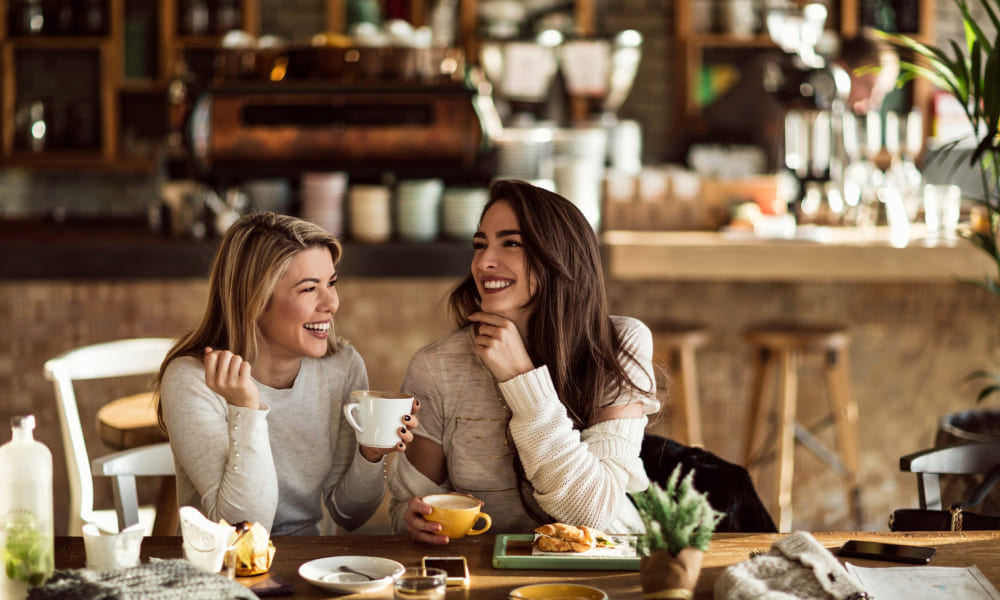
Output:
630,466,723,557
881,0,1000,400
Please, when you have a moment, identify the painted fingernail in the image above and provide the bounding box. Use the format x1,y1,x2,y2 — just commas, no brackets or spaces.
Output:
404,415,412,422
400,427,407,434
415,399,421,408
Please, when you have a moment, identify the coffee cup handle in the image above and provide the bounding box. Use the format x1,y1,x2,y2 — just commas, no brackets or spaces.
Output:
466,512,492,536
342,402,364,435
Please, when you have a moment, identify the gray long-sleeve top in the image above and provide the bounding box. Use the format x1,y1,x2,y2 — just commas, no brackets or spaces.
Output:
160,346,385,535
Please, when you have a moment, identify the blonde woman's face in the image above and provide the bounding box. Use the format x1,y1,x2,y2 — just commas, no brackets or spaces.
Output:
257,247,338,362
472,200,535,328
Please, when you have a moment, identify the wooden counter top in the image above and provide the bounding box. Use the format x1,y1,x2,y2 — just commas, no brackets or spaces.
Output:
602,228,998,282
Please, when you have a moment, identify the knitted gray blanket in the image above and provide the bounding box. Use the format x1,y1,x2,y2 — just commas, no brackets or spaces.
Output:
27,559,260,600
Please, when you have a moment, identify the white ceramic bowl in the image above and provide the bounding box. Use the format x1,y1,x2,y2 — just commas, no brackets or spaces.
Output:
299,555,405,594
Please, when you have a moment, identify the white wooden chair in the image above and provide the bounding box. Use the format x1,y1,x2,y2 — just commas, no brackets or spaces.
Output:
43,338,176,535
91,442,175,533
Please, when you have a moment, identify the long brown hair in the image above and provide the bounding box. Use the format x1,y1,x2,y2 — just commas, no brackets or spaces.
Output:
154,212,344,428
449,179,652,430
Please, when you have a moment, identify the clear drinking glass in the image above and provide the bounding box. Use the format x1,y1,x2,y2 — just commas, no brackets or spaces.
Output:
393,566,446,600
923,183,962,244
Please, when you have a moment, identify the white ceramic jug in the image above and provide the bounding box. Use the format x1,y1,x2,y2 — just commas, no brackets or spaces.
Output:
82,522,144,571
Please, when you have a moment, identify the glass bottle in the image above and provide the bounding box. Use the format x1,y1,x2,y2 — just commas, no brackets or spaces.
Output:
15,101,48,152
181,0,210,35
0,416,54,598
212,0,241,34
14,0,45,35
77,0,107,35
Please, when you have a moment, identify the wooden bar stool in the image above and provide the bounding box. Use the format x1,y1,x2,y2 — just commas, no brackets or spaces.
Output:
743,322,862,532
649,321,709,447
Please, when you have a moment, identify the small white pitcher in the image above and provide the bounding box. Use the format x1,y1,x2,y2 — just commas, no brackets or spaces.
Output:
82,522,144,571
179,506,233,573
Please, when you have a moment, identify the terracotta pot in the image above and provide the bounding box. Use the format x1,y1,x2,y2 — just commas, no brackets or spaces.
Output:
639,546,703,595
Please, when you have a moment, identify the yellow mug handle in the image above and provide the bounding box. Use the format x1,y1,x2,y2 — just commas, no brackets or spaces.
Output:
466,512,492,536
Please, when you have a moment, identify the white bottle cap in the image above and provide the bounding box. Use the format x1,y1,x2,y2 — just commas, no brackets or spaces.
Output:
12,415,35,430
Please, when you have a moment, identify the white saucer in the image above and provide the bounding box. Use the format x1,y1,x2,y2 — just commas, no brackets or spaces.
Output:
298,555,405,594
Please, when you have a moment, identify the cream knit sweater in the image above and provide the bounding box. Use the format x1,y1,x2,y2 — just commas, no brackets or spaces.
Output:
388,315,658,535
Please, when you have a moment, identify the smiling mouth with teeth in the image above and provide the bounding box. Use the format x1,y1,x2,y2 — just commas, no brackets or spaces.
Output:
303,321,331,332
483,280,513,291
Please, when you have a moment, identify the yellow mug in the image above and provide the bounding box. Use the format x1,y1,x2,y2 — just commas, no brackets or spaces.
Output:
423,493,492,539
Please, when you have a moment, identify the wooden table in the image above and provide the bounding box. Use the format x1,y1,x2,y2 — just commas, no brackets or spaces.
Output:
96,392,177,536
51,531,1000,599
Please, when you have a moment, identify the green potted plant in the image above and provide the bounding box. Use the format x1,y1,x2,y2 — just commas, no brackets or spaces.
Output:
631,466,723,599
880,0,1000,442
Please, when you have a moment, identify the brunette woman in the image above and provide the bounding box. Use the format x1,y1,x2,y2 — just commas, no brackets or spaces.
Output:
389,180,658,543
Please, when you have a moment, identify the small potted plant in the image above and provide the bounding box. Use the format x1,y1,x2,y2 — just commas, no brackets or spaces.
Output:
631,466,724,599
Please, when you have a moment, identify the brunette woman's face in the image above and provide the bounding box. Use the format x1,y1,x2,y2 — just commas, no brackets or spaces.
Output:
472,200,535,327
258,247,338,362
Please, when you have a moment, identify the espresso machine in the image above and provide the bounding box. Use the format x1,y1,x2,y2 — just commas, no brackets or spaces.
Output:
177,35,500,175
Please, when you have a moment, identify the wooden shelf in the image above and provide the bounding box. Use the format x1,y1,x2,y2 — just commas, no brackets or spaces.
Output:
173,34,228,49
118,80,169,93
5,35,106,49
687,33,777,48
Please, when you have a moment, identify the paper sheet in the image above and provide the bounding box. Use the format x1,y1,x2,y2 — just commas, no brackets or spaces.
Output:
846,563,1000,600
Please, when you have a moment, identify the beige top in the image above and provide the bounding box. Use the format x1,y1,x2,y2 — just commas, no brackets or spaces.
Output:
388,315,659,535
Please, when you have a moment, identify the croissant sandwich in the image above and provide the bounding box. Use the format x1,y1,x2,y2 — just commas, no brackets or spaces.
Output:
533,523,614,553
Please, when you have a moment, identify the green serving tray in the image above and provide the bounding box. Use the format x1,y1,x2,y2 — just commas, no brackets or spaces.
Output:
491,534,640,571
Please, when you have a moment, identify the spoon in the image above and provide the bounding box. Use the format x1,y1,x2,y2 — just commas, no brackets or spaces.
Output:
338,565,382,580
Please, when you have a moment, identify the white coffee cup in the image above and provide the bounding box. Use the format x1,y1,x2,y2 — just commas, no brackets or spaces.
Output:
343,390,413,448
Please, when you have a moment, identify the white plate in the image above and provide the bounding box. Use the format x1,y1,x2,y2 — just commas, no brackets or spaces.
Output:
298,555,405,594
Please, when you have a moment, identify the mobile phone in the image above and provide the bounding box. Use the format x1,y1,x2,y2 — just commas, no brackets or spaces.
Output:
422,555,470,586
837,540,936,564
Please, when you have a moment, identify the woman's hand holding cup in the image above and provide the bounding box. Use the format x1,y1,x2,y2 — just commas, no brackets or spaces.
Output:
404,493,491,544
346,390,421,462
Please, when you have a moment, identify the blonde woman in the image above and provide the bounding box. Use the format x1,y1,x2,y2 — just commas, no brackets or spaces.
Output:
156,212,416,535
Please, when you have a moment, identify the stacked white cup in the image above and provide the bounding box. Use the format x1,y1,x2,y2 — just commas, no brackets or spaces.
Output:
442,187,489,240
396,178,444,242
349,184,392,243
553,126,608,231
300,172,347,235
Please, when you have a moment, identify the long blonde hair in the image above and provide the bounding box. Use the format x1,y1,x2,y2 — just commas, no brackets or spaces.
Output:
154,212,343,427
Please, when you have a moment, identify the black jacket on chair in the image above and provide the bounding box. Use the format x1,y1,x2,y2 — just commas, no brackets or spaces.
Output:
639,434,777,533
